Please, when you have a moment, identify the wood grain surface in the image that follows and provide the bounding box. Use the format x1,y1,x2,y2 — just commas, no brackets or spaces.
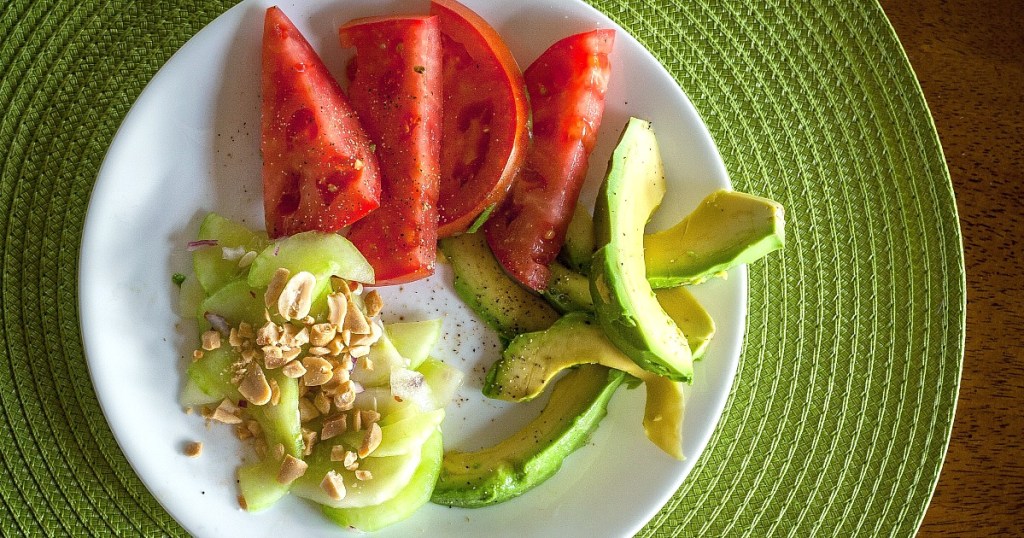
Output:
878,1,1024,535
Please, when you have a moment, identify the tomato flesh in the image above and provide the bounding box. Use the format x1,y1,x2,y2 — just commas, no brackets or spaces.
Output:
262,7,381,238
431,0,530,237
341,15,443,285
485,30,615,291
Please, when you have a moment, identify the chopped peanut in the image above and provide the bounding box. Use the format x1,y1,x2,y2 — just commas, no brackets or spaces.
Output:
276,454,308,485
201,330,222,351
320,470,346,501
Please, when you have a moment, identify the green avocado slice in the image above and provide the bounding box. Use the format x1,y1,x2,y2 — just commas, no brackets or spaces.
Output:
439,232,559,340
591,118,693,382
431,365,625,507
644,189,785,288
483,312,686,459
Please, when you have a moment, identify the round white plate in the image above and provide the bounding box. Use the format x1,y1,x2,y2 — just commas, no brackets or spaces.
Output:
78,0,742,536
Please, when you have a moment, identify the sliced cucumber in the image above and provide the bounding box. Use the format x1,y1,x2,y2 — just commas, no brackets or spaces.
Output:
385,319,443,370
338,409,444,458
197,279,266,329
187,347,241,402
192,213,269,295
238,456,291,512
247,370,303,458
418,359,463,410
321,431,443,532
248,231,374,291
351,333,408,388
292,440,425,509
179,377,220,407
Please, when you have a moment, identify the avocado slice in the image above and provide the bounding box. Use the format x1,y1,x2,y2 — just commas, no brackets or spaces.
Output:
439,232,559,340
591,118,693,382
431,365,625,507
645,189,785,288
483,312,685,459
559,203,596,274
543,261,595,314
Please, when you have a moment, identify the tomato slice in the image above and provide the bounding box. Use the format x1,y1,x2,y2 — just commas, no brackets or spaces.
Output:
262,7,381,238
484,30,615,291
340,16,443,285
430,0,530,238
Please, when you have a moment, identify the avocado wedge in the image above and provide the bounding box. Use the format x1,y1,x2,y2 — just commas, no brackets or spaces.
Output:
645,189,785,288
483,313,685,459
431,365,625,507
591,118,693,381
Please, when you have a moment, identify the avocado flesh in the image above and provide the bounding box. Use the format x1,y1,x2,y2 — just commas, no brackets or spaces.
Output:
559,203,595,274
431,365,625,507
483,312,685,459
543,261,595,313
645,190,785,288
591,118,693,382
439,232,559,341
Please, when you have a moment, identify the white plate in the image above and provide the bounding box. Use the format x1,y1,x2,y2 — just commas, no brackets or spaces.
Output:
78,0,742,536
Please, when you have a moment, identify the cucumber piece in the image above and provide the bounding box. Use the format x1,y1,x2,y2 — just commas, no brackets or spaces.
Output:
238,456,291,512
385,319,443,370
322,431,443,532
192,213,270,295
338,409,444,458
248,231,374,291
179,377,220,407
247,370,303,458
197,279,266,329
418,359,463,410
351,333,408,388
439,232,558,340
187,347,241,402
292,440,425,509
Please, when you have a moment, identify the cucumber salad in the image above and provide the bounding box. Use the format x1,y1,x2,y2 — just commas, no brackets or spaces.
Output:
177,0,784,533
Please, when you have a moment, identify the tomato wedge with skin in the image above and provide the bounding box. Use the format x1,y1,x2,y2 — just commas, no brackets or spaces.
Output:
485,30,615,291
430,0,530,238
262,7,381,238
341,16,443,285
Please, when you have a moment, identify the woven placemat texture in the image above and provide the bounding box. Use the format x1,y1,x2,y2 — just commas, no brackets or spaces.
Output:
0,0,963,536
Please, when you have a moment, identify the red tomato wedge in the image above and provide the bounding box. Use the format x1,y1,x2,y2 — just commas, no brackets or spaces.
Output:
262,7,381,238
430,0,530,237
341,16,443,285
485,29,615,291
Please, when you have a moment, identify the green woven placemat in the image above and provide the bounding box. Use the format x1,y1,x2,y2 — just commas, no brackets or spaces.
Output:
0,0,963,535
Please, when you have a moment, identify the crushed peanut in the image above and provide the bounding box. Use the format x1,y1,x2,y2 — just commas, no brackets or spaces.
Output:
264,268,291,309
238,366,272,406
327,292,348,330
192,350,204,361
302,356,334,386
278,271,316,321
358,423,382,458
308,346,330,357
201,330,222,351
281,360,306,378
276,454,308,485
269,378,281,406
184,441,203,457
321,414,348,440
344,300,371,334
256,322,281,346
310,323,337,347
331,445,347,462
298,397,320,422
320,470,346,501
211,399,242,424
350,409,362,433
343,450,358,469
363,290,384,318
301,428,318,456
349,345,371,359
355,470,373,481
314,391,331,415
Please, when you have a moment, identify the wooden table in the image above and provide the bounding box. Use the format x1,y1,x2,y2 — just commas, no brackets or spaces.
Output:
878,1,1024,535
